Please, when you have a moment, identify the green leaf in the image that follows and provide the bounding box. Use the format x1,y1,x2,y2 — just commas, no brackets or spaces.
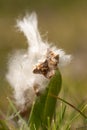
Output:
42,69,62,129
29,69,62,130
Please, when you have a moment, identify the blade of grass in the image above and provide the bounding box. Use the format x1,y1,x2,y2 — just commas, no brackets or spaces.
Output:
66,104,87,128
50,94,87,119
29,69,62,130
0,120,9,130
43,70,62,129
7,97,21,119
7,97,28,128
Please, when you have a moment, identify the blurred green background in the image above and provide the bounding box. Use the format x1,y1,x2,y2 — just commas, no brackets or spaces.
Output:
0,0,87,120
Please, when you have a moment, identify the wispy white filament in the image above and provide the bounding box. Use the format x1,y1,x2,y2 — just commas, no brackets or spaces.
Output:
6,12,71,111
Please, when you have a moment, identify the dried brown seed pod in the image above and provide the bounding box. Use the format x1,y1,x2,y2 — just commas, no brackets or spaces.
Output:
33,50,59,79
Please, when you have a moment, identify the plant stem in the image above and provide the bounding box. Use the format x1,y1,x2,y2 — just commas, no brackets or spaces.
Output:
49,94,87,119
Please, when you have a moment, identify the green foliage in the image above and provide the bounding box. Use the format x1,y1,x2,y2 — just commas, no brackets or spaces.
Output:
0,70,87,130
29,69,62,130
0,120,9,130
0,97,87,130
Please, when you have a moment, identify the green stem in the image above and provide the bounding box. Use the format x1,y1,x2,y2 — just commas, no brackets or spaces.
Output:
49,94,87,119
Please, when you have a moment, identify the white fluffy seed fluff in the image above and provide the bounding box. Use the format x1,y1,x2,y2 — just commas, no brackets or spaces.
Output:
6,12,72,112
